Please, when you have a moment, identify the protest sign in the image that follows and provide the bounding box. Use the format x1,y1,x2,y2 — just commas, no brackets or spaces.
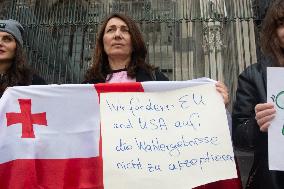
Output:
100,84,237,189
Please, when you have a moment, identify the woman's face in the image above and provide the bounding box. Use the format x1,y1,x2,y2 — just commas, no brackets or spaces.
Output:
276,25,284,48
103,17,132,59
0,31,17,64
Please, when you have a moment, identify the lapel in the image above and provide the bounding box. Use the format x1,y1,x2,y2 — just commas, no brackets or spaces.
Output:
260,56,275,95
136,69,152,82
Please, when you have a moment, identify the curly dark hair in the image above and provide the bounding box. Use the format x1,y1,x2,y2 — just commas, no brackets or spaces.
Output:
0,42,33,95
260,0,284,66
84,13,154,83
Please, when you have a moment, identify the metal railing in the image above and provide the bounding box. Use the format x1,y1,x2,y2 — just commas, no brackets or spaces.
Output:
1,0,264,109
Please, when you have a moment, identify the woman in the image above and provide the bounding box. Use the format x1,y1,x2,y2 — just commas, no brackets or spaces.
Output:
83,13,168,83
232,0,284,188
0,19,46,97
84,13,239,189
83,13,228,103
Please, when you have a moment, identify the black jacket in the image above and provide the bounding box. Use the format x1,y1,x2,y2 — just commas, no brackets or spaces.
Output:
232,57,284,189
31,74,47,85
83,68,169,84
0,74,46,98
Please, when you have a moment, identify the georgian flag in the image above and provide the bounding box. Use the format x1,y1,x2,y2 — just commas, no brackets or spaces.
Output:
0,82,241,189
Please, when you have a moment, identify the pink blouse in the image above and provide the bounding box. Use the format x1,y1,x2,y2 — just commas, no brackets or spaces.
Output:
106,70,136,83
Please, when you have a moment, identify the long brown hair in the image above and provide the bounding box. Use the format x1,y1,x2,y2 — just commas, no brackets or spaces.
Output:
84,13,154,82
0,42,32,95
260,0,284,66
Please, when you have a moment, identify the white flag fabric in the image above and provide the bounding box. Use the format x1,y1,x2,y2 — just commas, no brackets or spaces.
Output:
0,84,102,189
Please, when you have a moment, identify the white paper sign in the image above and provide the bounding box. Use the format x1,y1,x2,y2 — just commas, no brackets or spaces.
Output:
100,84,237,189
267,67,284,171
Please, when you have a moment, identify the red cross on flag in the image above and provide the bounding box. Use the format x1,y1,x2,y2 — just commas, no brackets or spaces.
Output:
6,99,47,138
0,84,102,189
0,81,242,189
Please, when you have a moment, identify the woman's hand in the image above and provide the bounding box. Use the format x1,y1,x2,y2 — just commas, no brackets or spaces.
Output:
255,102,276,132
215,81,229,106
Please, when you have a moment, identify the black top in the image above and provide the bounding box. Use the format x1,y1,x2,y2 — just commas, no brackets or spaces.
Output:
31,74,47,85
0,73,46,98
83,68,169,84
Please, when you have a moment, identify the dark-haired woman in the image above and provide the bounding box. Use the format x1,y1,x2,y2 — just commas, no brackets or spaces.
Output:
83,13,169,83
0,19,46,98
83,13,228,103
84,13,240,189
232,0,284,188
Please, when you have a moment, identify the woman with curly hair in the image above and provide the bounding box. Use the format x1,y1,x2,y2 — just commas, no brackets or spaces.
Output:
232,0,284,188
0,19,46,98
